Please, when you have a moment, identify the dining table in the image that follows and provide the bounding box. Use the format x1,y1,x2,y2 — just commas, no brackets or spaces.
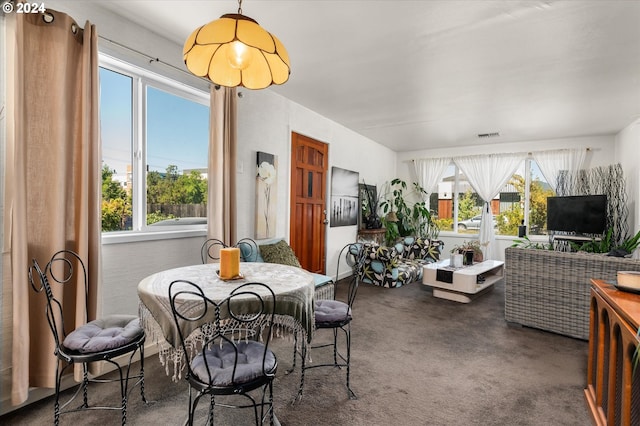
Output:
137,261,315,381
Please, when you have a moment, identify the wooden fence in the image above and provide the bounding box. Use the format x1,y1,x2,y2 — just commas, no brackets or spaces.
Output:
148,203,206,218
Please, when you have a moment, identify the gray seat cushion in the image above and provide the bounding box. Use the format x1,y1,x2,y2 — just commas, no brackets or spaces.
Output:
315,299,351,325
191,341,277,386
62,315,143,353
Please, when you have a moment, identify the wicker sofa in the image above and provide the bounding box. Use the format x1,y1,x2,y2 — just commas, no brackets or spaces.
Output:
359,237,443,288
504,247,640,340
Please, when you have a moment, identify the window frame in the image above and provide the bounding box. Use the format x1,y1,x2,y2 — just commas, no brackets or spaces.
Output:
99,54,210,244
438,157,550,239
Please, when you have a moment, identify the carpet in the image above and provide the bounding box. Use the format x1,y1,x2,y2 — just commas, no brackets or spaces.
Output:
1,278,590,425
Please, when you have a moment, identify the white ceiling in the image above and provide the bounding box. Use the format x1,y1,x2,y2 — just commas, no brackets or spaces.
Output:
99,0,640,152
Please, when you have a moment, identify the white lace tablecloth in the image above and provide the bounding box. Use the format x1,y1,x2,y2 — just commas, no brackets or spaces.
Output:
137,262,315,380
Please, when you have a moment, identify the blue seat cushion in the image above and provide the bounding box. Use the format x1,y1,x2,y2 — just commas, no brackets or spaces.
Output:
310,272,333,288
239,241,263,262
191,341,277,386
62,315,143,353
315,299,351,326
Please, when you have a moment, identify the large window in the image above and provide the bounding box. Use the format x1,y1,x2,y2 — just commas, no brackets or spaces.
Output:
99,57,209,233
434,159,554,236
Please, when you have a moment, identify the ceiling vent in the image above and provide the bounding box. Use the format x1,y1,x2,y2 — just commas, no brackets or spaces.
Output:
477,132,500,138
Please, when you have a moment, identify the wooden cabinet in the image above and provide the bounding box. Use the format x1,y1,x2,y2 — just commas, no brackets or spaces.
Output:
585,279,640,425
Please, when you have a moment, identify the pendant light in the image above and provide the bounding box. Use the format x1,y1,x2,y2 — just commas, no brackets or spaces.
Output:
183,0,290,89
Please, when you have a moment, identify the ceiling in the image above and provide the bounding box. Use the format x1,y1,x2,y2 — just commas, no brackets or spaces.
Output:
98,0,640,153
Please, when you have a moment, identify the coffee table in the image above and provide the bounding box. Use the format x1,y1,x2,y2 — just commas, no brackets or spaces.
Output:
422,259,504,303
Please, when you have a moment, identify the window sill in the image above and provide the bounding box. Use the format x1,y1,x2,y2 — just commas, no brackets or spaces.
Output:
102,228,206,245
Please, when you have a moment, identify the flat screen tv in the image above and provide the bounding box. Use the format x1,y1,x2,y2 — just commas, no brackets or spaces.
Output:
546,195,607,234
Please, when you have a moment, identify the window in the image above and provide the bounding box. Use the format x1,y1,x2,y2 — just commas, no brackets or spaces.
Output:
99,57,209,233
434,159,554,236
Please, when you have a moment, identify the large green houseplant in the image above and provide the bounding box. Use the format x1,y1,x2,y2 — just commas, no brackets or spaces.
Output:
379,178,439,244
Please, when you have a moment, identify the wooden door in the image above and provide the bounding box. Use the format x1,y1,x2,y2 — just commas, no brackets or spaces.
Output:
290,133,328,274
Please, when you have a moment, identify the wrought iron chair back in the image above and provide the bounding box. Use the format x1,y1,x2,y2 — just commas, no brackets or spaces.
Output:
168,280,278,425
28,249,147,425
29,250,88,354
337,242,367,308
200,238,259,263
200,238,227,263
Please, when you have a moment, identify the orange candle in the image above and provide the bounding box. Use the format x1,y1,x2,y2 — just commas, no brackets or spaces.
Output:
220,247,240,279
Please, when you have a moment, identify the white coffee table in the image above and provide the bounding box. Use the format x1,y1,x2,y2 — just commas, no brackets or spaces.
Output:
422,259,504,303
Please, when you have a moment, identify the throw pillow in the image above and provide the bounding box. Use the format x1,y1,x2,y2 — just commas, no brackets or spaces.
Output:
259,240,301,267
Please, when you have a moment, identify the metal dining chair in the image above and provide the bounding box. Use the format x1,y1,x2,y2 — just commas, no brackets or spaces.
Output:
293,242,364,401
169,280,278,425
29,249,147,425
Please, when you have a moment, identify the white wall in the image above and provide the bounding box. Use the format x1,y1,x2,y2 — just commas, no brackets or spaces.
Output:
615,119,640,234
237,89,397,280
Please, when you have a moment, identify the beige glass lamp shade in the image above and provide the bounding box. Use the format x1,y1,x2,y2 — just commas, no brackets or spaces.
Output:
184,13,290,89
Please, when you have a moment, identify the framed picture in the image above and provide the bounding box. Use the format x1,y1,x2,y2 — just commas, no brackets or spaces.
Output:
256,151,277,238
330,167,359,227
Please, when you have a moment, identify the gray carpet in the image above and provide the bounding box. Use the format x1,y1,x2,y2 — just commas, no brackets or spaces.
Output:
1,278,590,425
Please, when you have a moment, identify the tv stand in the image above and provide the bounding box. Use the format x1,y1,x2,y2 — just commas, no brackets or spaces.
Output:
552,234,601,252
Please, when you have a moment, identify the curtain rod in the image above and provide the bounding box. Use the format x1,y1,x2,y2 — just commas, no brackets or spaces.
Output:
526,147,591,156
407,147,592,163
98,35,214,87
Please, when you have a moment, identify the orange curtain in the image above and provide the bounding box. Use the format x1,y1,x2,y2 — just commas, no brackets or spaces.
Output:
4,9,100,404
208,86,237,245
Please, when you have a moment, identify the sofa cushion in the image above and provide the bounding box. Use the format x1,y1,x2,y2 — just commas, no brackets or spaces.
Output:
259,240,302,267
400,237,442,262
360,245,402,288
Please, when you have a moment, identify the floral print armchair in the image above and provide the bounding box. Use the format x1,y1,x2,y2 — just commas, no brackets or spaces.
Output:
358,237,443,288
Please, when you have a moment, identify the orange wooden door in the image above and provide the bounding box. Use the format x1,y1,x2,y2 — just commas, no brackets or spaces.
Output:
290,133,328,274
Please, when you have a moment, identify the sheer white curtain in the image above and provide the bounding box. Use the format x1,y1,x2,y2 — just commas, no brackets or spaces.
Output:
454,153,527,260
412,157,451,202
532,148,587,192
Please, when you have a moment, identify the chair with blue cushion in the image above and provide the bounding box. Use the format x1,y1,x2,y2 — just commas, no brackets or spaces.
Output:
201,237,260,264
294,242,364,401
169,280,278,425
29,250,147,425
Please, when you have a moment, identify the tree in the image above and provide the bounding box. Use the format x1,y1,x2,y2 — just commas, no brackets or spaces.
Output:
529,178,554,234
101,164,131,231
496,174,555,235
102,164,127,201
457,189,481,220
103,163,208,230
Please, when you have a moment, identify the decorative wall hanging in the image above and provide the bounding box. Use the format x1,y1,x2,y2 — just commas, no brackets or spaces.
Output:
256,151,277,238
557,163,629,246
359,183,380,229
330,167,359,227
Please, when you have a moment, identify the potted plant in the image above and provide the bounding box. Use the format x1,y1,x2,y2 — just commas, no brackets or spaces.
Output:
451,240,483,264
379,178,439,244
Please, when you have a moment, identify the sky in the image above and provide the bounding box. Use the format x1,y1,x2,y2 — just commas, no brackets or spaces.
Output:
99,67,209,180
